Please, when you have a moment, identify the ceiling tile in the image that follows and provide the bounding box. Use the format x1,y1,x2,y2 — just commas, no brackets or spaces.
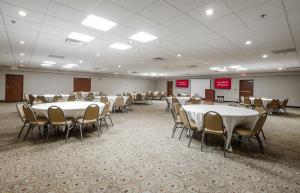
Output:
165,0,214,12
164,14,199,31
108,0,156,12
0,0,50,13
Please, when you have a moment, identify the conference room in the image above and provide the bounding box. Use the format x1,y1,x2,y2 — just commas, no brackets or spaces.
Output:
0,0,300,192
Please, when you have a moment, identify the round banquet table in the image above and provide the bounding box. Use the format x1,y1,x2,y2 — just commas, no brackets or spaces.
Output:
31,101,105,119
183,104,259,150
131,93,146,100
167,96,200,106
249,97,277,107
93,96,129,111
33,94,70,102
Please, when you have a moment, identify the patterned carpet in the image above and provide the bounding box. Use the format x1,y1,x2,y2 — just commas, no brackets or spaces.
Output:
0,101,299,193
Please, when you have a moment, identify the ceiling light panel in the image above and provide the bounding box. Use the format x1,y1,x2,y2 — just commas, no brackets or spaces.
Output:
68,32,94,42
130,32,157,43
109,43,132,50
82,14,117,31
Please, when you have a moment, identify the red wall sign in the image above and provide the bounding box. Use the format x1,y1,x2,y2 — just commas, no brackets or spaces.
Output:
214,78,231,89
176,79,189,88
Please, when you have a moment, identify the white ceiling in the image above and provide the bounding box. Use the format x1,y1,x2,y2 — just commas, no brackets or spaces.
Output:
0,0,299,77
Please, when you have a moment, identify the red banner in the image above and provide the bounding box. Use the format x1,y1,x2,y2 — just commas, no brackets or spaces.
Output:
176,79,189,88
214,78,231,89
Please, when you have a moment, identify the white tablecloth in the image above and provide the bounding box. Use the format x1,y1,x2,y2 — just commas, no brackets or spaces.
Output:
32,101,105,119
167,97,192,106
131,93,146,100
94,96,129,111
183,104,259,150
33,94,70,102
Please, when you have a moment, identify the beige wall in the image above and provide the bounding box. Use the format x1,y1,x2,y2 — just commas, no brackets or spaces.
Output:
155,74,300,107
0,69,155,100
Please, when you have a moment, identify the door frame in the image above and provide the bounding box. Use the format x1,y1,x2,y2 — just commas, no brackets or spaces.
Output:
239,79,254,101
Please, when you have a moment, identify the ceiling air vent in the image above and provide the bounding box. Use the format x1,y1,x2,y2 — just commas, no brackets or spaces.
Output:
186,64,197,68
131,71,139,74
65,38,85,46
286,67,300,70
153,57,165,61
272,48,296,54
48,54,65,59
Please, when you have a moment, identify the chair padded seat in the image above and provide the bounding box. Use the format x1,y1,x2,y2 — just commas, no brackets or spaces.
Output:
234,126,252,136
77,118,97,124
204,128,225,135
51,118,74,126
35,117,49,125
189,120,197,130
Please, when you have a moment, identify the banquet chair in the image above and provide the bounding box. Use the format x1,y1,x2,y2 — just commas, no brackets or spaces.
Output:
254,107,267,140
165,98,171,111
266,99,279,114
216,96,224,103
22,105,48,140
76,104,100,142
126,94,134,111
179,108,198,147
28,94,35,106
67,95,76,101
254,98,264,108
114,96,126,112
99,102,113,129
24,94,31,105
16,103,29,138
144,93,150,104
53,95,62,102
278,98,288,114
47,106,74,142
32,99,43,105
136,93,143,104
37,95,47,103
177,93,182,97
201,111,227,157
187,97,200,105
100,96,108,104
75,92,84,100
172,96,179,104
85,92,94,101
170,104,183,138
242,97,253,109
161,92,166,99
234,112,267,154
150,92,155,101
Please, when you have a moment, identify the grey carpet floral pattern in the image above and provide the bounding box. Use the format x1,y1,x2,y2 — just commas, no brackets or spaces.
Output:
0,101,299,193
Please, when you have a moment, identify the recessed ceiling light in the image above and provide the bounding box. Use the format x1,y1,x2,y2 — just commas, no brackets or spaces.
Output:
79,60,83,64
142,73,149,76
18,10,27,17
118,65,121,68
114,72,119,75
109,43,132,50
43,61,55,64
20,52,24,56
96,53,100,56
206,9,214,16
218,69,228,72
20,60,23,63
150,72,157,76
41,63,52,67
68,32,94,42
278,67,282,70
210,67,221,70
62,65,72,69
159,73,167,76
20,41,24,44
177,54,182,57
245,40,252,45
130,32,157,43
66,63,78,67
229,65,242,69
128,40,133,44
237,67,248,71
81,14,117,31
262,54,268,58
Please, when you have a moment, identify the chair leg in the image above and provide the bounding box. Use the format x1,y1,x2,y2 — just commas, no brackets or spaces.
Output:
188,130,194,148
23,124,32,140
18,122,27,138
223,136,227,158
245,137,252,154
256,135,264,154
108,115,113,126
104,119,109,129
79,124,83,142
96,122,101,137
172,124,177,138
201,131,205,152
65,126,70,143
179,127,185,140
205,134,208,145
260,130,266,140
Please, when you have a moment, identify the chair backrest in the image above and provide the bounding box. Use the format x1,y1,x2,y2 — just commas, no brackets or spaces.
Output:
172,103,181,116
268,99,279,107
23,105,37,123
203,111,224,132
75,92,83,98
33,99,43,105
254,107,266,115
53,95,62,102
68,95,76,101
179,108,191,128
100,96,108,103
188,97,199,104
136,93,143,100
177,93,182,97
243,97,252,105
127,95,133,105
48,106,66,124
172,97,179,104
254,98,263,107
170,104,180,123
37,95,47,103
115,96,124,106
16,103,26,123
101,102,110,116
281,98,289,107
83,104,99,121
28,94,35,104
251,112,267,136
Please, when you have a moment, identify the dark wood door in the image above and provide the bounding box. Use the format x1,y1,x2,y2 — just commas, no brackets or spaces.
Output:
5,74,23,102
73,78,91,92
167,81,173,96
239,79,254,101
